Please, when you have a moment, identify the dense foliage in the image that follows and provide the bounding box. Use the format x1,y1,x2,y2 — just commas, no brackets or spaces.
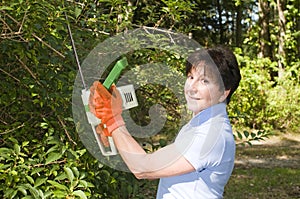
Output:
0,0,299,198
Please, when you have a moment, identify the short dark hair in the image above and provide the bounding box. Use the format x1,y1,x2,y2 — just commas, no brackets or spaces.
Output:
186,46,241,104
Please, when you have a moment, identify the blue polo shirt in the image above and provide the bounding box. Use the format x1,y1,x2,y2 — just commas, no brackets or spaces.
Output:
156,103,235,199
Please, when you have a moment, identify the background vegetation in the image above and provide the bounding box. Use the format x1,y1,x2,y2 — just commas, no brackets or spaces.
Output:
0,0,299,198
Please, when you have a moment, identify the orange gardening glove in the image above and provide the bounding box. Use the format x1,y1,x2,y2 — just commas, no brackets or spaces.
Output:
89,81,125,136
95,124,109,147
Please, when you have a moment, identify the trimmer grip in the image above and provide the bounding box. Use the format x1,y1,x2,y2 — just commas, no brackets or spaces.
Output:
103,57,128,89
81,89,118,156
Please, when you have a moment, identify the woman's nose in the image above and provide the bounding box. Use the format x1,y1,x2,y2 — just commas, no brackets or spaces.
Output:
188,89,198,96
186,81,198,94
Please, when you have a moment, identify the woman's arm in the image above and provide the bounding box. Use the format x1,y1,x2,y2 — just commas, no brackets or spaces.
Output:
112,126,195,179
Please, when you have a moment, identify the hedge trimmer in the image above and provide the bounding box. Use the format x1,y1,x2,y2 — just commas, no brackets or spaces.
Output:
66,15,138,156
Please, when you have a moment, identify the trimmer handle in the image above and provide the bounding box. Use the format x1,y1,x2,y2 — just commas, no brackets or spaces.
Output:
82,57,138,156
81,57,128,156
103,57,128,89
81,89,118,156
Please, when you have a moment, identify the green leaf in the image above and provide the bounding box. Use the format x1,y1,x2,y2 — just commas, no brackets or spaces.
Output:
73,190,87,199
237,131,243,140
17,185,28,196
9,137,19,144
86,181,95,188
0,148,13,159
31,167,44,175
22,184,40,198
14,144,21,155
0,147,12,154
45,145,59,155
127,185,133,195
64,167,74,184
0,163,11,170
0,6,13,11
246,141,252,146
47,180,69,190
243,131,249,138
22,141,30,147
26,176,35,185
11,170,18,176
159,139,167,147
4,189,17,198
52,190,67,197
75,7,82,18
55,173,67,181
23,196,33,199
78,180,88,188
72,167,79,178
45,152,62,164
34,177,48,188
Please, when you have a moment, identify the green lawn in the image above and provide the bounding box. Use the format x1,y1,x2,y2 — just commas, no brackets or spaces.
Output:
224,167,300,199
224,133,300,199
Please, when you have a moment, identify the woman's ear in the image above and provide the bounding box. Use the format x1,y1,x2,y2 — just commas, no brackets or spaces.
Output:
219,89,231,103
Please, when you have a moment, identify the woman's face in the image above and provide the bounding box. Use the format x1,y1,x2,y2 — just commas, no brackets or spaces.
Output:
184,67,227,115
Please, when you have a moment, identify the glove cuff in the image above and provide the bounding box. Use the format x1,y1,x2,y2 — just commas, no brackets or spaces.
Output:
106,115,125,135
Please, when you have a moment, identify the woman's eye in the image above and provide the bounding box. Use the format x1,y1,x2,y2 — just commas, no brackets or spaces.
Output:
187,75,193,79
201,79,209,84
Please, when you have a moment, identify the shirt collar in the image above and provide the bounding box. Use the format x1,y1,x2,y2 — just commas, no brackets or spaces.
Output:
189,103,228,127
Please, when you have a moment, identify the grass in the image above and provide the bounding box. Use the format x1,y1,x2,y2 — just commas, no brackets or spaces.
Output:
224,167,300,199
224,132,300,199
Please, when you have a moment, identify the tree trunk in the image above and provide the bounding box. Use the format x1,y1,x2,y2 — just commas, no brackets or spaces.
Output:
235,4,243,47
258,0,272,58
216,0,224,43
297,0,300,58
277,0,286,79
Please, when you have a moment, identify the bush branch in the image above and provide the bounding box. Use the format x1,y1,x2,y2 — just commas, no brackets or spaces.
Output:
57,115,77,146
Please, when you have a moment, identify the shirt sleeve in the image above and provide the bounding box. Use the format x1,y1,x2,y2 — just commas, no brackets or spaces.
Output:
174,119,227,171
